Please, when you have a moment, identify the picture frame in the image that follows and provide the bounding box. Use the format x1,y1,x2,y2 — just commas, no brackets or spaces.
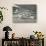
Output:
13,4,37,23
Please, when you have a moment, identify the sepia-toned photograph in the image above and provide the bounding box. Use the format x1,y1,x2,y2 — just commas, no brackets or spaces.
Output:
13,4,37,23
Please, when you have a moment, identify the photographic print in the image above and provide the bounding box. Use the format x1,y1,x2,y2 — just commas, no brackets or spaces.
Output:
13,4,37,23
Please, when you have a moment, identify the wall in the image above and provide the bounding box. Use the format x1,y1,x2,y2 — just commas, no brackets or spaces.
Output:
0,0,46,46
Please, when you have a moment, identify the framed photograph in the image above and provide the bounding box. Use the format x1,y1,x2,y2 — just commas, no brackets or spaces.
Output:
12,4,37,23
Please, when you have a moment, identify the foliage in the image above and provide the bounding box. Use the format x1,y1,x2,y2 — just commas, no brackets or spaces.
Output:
33,31,44,39
0,7,8,23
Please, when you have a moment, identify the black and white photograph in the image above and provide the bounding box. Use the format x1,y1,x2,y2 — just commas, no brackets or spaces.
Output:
13,4,37,23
